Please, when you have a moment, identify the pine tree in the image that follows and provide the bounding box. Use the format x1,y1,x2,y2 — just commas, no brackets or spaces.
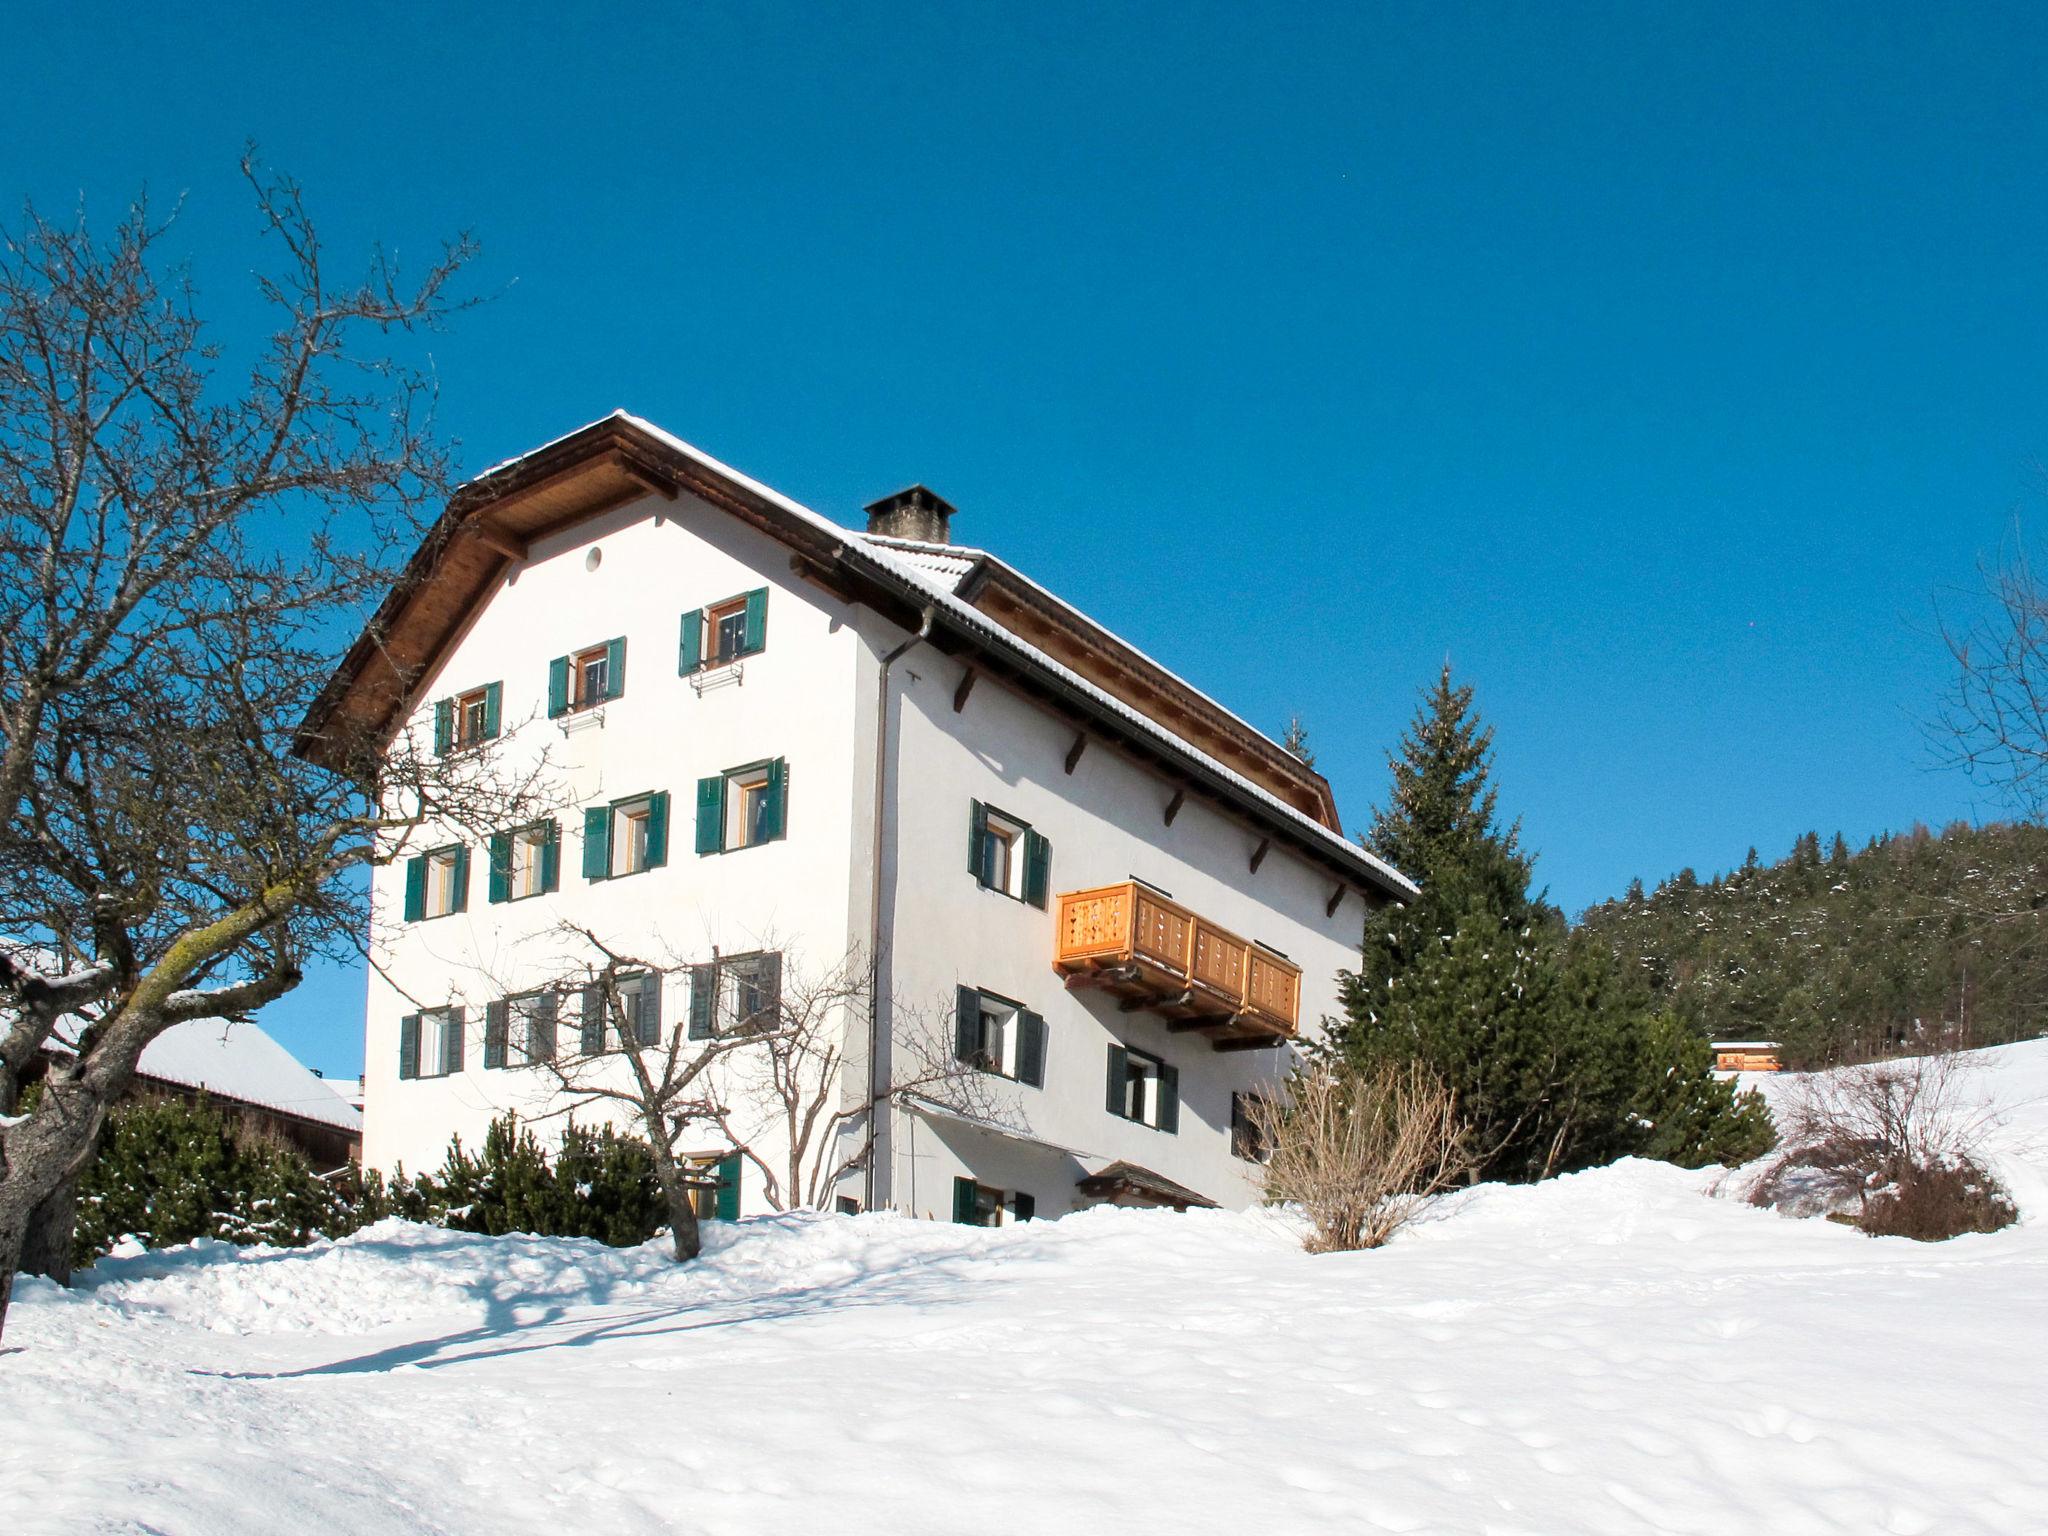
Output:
1281,714,1316,768
1334,666,1772,1179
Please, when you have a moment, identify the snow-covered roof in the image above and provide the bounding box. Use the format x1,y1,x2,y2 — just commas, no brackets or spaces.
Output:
138,1019,364,1133
608,414,1416,900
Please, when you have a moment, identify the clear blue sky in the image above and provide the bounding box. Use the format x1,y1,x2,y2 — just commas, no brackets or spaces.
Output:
8,3,2046,1075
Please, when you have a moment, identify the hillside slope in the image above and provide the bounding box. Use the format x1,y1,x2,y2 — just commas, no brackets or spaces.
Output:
1581,822,2048,1064
6,1043,2048,1535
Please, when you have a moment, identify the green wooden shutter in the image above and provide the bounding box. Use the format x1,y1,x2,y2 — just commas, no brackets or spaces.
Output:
714,1153,741,1221
1011,1192,1036,1223
757,951,782,1025
1017,1010,1046,1088
955,986,980,1064
540,819,561,892
688,963,716,1038
604,636,627,699
449,846,470,913
644,791,670,869
484,1001,508,1070
694,775,725,854
433,698,454,755
582,806,612,879
742,587,768,655
638,974,662,1047
1106,1044,1128,1117
952,1176,979,1226
1158,1063,1180,1134
398,1014,420,1079
402,856,427,921
482,681,502,740
968,800,988,881
1023,830,1051,910
443,1007,466,1075
487,832,513,904
580,986,604,1055
758,759,787,842
678,608,703,673
547,655,571,717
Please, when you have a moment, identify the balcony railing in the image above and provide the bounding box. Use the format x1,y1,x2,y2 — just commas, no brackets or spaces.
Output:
1053,882,1301,1048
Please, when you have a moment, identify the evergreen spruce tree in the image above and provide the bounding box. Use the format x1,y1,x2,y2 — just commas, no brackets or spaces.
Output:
1281,714,1316,768
1335,665,1772,1179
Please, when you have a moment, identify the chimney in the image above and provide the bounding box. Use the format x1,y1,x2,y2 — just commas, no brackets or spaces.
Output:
864,484,957,545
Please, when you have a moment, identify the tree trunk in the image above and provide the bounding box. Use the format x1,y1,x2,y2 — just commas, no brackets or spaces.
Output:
642,1131,701,1262
18,1171,81,1284
0,1079,111,1339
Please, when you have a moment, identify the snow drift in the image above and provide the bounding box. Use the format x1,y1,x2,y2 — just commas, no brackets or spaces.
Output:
5,1041,2048,1535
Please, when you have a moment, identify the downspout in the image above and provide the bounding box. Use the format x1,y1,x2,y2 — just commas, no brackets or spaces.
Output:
865,603,936,1211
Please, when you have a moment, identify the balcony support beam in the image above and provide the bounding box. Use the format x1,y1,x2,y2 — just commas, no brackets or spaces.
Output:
1064,731,1088,775
1327,884,1345,918
953,666,978,713
1215,1035,1286,1053
1249,838,1271,875
1163,789,1185,826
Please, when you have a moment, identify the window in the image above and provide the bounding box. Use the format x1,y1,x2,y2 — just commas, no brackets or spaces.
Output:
687,1152,742,1221
1106,1043,1179,1133
952,1177,1035,1226
403,844,470,921
580,971,662,1053
512,992,558,1065
433,682,502,754
547,637,626,717
968,800,1050,908
953,986,1046,1087
689,951,783,1038
678,588,768,672
398,1006,464,1079
583,792,670,880
695,760,787,854
1230,1092,1271,1163
488,821,560,903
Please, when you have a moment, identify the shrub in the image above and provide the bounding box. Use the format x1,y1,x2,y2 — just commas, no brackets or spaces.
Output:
424,1115,664,1245
1249,1061,1473,1253
1749,1050,2017,1241
73,1093,399,1265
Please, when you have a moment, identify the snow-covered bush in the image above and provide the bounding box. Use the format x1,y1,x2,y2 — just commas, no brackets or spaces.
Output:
1749,1050,2017,1240
424,1115,665,1246
73,1093,400,1264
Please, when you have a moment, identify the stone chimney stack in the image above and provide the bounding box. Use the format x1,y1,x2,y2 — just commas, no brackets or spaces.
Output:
863,485,957,545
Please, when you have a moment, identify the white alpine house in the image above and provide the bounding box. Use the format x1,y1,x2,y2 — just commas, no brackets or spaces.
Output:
298,414,1415,1224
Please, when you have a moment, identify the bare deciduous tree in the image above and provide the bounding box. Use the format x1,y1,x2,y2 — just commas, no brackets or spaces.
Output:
0,160,521,1337
496,928,996,1260
1247,1060,1473,1253
1936,531,2048,820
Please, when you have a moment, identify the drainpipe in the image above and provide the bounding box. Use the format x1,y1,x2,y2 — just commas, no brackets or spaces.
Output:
865,603,936,1211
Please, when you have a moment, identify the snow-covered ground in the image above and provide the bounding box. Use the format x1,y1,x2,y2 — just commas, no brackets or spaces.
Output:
7,1044,2048,1535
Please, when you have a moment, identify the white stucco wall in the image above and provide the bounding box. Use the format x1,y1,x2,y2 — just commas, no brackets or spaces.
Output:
876,647,1370,1220
361,490,868,1209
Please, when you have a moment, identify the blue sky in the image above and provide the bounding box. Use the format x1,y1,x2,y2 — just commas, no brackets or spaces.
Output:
8,4,2046,1075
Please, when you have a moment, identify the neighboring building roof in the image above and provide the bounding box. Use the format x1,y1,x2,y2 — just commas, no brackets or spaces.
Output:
1709,1041,1782,1051
1075,1160,1219,1211
137,1019,365,1134
296,412,1416,903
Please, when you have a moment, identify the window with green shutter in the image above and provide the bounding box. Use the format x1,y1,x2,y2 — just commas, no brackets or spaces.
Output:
445,684,501,751
954,986,1045,1088
678,606,704,673
697,760,788,853
713,1152,741,1221
488,820,561,903
1105,1043,1174,1131
483,1001,509,1070
970,801,1047,906
557,639,625,714
433,698,455,756
594,792,668,878
547,655,571,717
741,587,768,655
409,845,467,920
686,588,770,672
398,1014,420,1079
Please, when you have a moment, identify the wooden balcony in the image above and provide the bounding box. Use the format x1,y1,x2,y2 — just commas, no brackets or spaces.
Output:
1053,882,1301,1049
